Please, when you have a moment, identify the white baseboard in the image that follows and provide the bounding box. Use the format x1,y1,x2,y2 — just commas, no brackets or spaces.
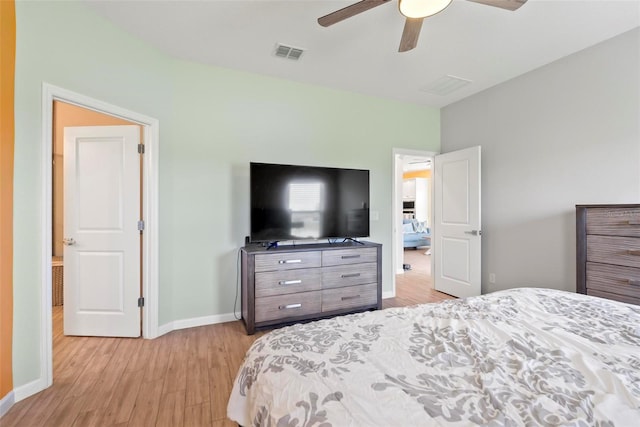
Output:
0,391,15,418
382,291,395,299
157,322,173,337
13,376,47,402
157,312,239,337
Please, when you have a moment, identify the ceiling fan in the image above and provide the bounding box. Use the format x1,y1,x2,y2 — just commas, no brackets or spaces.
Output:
318,0,528,52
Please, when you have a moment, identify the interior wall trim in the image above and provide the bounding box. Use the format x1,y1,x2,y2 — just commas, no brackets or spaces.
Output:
0,390,15,418
12,377,46,403
157,312,238,337
391,147,437,299
35,83,160,400
382,291,395,299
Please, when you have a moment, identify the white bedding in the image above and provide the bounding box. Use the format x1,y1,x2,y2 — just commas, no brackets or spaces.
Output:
228,288,640,426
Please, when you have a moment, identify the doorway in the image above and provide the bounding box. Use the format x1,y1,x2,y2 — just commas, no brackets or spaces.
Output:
391,148,436,299
54,104,143,338
40,83,159,394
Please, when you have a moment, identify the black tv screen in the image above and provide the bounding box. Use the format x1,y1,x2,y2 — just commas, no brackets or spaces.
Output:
250,162,370,242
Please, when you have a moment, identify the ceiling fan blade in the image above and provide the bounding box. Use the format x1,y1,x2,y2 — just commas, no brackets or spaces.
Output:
398,18,424,53
318,0,392,27
465,0,527,11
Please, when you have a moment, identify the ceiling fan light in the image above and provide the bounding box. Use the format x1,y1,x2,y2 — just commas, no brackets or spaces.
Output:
399,0,453,19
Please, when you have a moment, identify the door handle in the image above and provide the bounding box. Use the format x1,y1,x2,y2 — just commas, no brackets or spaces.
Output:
63,238,76,246
464,230,481,236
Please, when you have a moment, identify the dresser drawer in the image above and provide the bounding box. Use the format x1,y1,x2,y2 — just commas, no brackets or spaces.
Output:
322,247,377,266
242,242,382,334
255,291,322,323
586,262,640,300
322,263,377,290
255,269,322,298
586,207,640,237
586,289,640,306
586,235,640,268
322,283,377,312
255,251,322,273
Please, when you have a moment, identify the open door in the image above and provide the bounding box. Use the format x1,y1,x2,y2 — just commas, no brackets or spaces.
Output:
63,125,141,337
433,146,481,298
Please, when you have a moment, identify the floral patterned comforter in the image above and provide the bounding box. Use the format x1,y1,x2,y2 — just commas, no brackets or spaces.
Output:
227,288,640,426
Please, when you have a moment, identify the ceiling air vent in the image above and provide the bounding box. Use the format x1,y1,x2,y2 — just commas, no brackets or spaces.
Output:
422,75,472,96
274,43,305,61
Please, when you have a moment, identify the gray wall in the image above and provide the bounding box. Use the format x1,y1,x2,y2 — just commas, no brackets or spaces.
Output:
441,28,640,293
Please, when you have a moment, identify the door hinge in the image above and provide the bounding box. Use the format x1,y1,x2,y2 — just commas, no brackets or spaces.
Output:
138,220,145,231
138,297,144,307
138,143,145,154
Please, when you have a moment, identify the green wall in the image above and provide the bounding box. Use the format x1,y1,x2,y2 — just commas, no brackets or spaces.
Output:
13,1,440,388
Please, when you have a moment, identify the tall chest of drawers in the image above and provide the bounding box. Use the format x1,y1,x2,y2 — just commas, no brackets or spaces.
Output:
241,242,382,334
576,204,640,305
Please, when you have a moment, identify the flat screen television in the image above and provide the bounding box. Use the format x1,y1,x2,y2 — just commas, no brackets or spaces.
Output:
250,162,370,243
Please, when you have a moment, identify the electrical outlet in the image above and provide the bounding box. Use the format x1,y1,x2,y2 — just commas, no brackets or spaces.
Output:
489,273,496,284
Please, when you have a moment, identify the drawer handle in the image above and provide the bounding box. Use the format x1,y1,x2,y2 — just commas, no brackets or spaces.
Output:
341,255,361,259
278,279,302,286
627,279,640,287
279,303,302,310
279,259,302,264
341,295,360,301
627,220,640,225
626,250,640,256
341,273,361,278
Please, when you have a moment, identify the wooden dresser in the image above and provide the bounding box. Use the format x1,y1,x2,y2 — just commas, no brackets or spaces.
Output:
240,241,382,334
576,204,640,305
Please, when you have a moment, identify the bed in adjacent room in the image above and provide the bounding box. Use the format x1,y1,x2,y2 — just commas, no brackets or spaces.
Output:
227,288,640,426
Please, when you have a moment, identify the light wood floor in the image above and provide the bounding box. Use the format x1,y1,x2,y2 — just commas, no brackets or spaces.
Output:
2,252,452,427
383,248,453,308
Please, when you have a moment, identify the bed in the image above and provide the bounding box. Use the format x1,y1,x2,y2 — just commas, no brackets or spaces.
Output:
227,288,640,426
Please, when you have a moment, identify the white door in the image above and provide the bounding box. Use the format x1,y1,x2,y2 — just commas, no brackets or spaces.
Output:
64,125,141,337
433,146,481,298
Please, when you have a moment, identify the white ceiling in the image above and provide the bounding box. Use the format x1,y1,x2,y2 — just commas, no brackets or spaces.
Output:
85,0,640,107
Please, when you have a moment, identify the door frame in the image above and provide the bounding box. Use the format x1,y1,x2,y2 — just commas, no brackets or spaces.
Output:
390,148,437,298
40,83,160,389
